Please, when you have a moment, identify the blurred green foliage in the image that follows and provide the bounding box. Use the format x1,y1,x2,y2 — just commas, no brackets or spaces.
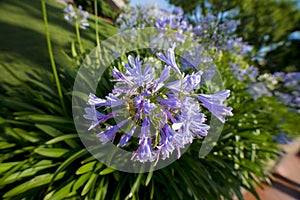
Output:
75,0,118,19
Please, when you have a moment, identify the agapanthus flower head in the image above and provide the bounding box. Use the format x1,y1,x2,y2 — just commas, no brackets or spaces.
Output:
116,4,169,30
273,72,300,110
230,63,259,81
247,82,272,100
192,15,248,54
84,46,233,164
64,3,89,29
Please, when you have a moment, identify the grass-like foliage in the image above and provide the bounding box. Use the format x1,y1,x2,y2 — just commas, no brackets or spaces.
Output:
1,43,299,200
0,61,282,199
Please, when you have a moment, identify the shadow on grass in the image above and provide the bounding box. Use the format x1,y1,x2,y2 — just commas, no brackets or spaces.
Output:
0,0,116,43
0,21,52,70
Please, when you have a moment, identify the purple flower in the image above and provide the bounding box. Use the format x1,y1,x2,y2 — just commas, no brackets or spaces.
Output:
173,97,210,145
157,96,180,109
204,13,215,23
106,93,126,108
83,105,114,130
64,4,89,29
272,132,294,145
118,126,137,147
122,55,154,87
131,137,157,163
112,67,134,86
156,46,181,75
247,82,272,100
230,63,259,81
197,90,233,123
165,79,181,93
153,66,170,92
157,124,176,159
97,120,127,144
166,72,203,94
122,55,144,86
186,71,203,90
172,7,184,18
131,117,157,162
88,93,106,107
140,117,150,137
143,100,156,114
180,56,197,71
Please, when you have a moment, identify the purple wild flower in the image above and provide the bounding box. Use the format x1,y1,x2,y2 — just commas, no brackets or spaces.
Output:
272,132,294,145
247,82,272,100
131,117,157,162
87,93,106,107
156,46,181,75
157,123,176,160
197,90,233,123
173,97,210,146
97,120,127,144
64,4,89,29
84,105,115,130
118,126,137,147
230,63,258,82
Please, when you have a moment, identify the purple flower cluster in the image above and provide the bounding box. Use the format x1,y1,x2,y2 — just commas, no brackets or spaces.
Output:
64,3,89,29
229,63,278,100
272,132,293,145
116,4,250,56
247,82,272,100
84,47,233,163
193,14,248,54
116,4,170,30
230,63,259,82
273,72,300,110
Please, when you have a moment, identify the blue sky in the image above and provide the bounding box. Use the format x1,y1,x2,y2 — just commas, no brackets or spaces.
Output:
129,0,174,10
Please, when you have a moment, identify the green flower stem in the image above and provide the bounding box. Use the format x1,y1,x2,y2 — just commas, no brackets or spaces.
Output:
94,0,100,47
41,0,67,115
75,20,84,53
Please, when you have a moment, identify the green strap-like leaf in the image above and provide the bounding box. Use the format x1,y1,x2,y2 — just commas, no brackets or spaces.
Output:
76,161,97,175
0,162,20,174
45,134,79,145
3,172,66,198
99,167,116,175
16,114,73,124
50,149,88,186
34,147,71,158
125,173,143,200
2,164,58,185
81,172,98,196
46,180,76,200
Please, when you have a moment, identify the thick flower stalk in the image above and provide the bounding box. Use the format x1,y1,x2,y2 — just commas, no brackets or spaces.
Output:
84,47,233,163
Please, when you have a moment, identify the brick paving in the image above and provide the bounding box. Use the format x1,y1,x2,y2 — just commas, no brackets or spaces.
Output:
244,139,300,200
